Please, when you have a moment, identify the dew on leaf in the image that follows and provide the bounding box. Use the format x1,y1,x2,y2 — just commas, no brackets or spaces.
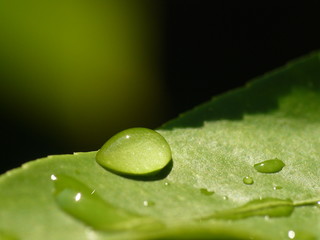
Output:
254,158,285,173
200,196,320,222
288,230,296,239
273,186,283,190
143,200,155,207
199,188,215,196
287,230,317,240
96,128,172,176
51,174,162,231
200,198,294,220
243,176,254,185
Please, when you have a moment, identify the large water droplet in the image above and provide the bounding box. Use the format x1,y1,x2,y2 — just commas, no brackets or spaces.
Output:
199,188,215,196
96,128,172,176
243,176,254,185
51,174,162,231
254,158,285,173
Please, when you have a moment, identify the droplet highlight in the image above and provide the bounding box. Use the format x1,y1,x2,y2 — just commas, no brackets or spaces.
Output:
51,174,162,231
288,230,295,239
200,188,215,196
243,176,254,185
96,128,172,176
254,158,285,173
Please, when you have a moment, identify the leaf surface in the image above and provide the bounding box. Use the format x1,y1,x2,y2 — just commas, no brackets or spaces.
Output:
1,52,320,239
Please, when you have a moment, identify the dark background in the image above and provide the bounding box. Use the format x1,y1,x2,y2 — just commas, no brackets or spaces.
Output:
1,1,320,173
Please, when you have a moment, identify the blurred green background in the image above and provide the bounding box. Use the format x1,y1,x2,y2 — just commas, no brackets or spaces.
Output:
0,1,169,172
1,1,320,173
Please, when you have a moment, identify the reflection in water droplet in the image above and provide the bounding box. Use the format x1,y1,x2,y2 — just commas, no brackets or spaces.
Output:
288,230,295,239
51,174,162,231
243,176,254,185
254,158,285,173
200,188,215,196
143,200,155,207
75,193,81,202
273,186,283,190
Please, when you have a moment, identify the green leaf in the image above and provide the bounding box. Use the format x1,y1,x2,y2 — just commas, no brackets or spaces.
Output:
1,52,320,239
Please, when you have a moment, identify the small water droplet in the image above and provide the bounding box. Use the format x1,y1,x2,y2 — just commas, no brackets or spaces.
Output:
223,196,229,200
201,198,294,221
200,188,215,196
96,128,172,176
243,176,254,185
52,174,161,231
143,200,155,207
50,174,57,181
254,158,285,173
164,182,170,186
273,186,283,190
288,230,295,239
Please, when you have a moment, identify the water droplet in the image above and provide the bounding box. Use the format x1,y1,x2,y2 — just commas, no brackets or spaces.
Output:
201,198,294,220
143,200,155,207
273,186,283,190
254,158,285,173
199,188,215,196
223,196,229,200
50,174,57,181
288,230,295,239
287,230,317,240
243,176,254,185
51,174,162,231
164,182,170,186
96,128,172,176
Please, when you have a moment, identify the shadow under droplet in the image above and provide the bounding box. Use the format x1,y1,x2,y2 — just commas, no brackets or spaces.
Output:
100,159,174,181
121,159,173,181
